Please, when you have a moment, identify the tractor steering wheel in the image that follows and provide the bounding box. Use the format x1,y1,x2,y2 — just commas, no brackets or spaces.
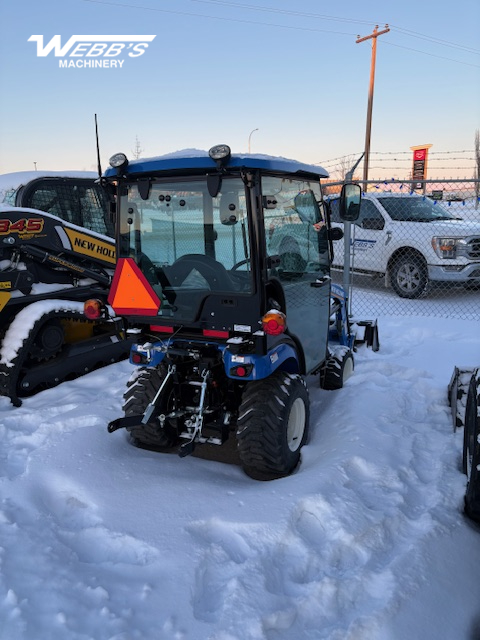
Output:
231,258,250,271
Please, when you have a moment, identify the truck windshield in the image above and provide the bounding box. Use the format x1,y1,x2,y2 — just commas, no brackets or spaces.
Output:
119,177,252,320
378,196,456,222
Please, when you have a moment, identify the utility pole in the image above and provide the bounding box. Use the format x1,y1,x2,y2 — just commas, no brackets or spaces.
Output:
356,24,390,183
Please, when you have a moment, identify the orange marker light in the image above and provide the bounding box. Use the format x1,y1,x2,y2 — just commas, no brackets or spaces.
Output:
84,298,103,320
261,310,286,336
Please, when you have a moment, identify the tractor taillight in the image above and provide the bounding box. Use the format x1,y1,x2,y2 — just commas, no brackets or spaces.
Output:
150,325,174,334
203,329,229,338
230,364,253,378
84,299,104,320
261,310,286,336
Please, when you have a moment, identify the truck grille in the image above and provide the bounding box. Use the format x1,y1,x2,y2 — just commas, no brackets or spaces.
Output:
467,237,480,259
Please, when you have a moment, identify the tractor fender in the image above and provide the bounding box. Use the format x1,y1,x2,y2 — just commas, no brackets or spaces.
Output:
224,342,300,381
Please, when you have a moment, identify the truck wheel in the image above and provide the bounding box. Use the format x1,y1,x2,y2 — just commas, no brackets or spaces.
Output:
236,371,309,480
390,251,428,299
464,371,480,522
123,366,178,451
320,347,354,390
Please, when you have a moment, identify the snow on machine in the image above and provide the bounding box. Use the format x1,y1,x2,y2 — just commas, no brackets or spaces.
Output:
98,145,378,479
0,170,131,405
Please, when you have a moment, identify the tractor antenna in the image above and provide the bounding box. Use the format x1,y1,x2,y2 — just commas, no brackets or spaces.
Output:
95,114,102,179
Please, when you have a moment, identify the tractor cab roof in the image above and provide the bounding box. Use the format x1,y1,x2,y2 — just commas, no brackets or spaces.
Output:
104,149,329,181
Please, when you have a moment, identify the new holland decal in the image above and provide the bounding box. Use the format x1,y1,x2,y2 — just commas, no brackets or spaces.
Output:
63,228,116,264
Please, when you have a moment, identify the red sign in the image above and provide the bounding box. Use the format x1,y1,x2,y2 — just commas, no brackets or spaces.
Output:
413,149,427,161
410,145,432,189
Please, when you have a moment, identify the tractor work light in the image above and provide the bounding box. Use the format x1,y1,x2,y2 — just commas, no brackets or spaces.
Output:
109,152,129,170
84,298,104,320
261,310,286,336
208,144,231,163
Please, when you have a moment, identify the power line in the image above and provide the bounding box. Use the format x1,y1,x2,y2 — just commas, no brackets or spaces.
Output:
80,0,480,66
81,0,357,36
189,0,375,26
390,25,480,55
188,0,480,56
381,40,480,69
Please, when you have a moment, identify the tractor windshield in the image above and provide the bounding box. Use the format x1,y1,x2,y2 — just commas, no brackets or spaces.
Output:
118,177,252,321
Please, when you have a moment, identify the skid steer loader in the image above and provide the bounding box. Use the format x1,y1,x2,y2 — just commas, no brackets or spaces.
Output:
0,171,131,405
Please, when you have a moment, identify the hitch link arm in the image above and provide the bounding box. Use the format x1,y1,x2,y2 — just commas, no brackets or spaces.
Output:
107,364,176,433
179,369,209,457
142,364,176,424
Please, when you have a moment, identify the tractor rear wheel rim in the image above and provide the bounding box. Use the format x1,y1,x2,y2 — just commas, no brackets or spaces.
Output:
287,397,306,452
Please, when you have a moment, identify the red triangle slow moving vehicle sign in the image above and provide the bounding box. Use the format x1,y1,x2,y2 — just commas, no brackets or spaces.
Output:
108,258,161,316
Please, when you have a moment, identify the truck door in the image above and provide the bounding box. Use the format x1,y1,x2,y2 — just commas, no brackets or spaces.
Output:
330,196,386,274
264,177,331,373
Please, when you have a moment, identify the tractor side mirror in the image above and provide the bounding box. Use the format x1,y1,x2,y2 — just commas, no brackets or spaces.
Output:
329,226,344,241
339,183,361,222
294,190,320,224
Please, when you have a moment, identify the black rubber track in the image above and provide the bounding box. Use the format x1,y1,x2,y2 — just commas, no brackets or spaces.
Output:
0,308,127,406
236,370,309,480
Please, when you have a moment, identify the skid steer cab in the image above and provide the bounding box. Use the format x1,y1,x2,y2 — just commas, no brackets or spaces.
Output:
99,145,377,480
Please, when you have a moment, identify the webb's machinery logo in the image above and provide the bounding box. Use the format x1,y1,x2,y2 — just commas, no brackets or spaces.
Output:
28,35,156,68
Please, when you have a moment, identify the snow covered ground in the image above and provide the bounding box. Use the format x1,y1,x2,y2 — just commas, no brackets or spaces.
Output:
0,314,479,640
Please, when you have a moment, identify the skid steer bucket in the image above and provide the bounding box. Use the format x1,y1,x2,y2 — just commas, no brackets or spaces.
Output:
352,319,380,352
448,366,479,431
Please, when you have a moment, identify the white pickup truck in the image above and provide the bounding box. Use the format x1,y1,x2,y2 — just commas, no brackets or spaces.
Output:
328,193,480,298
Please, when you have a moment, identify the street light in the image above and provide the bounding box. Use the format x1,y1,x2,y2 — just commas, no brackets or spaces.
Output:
248,128,259,153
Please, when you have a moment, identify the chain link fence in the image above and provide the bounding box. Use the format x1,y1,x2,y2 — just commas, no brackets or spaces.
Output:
322,179,480,321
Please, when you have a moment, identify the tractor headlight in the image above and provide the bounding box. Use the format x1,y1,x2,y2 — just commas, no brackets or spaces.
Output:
431,237,467,259
208,144,231,163
109,152,129,170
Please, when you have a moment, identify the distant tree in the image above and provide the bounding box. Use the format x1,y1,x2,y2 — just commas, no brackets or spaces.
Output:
475,130,480,209
333,155,358,181
132,135,144,160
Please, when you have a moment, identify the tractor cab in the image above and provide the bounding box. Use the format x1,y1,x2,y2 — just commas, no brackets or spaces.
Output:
107,146,345,371
102,145,366,479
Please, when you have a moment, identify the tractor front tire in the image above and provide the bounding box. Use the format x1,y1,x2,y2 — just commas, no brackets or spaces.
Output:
236,371,309,480
464,371,480,523
123,366,178,451
320,347,354,390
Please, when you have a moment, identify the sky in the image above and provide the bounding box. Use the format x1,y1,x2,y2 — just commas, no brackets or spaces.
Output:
0,309,479,639
0,0,479,179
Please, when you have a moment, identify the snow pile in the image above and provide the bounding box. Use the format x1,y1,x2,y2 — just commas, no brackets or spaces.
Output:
0,316,479,639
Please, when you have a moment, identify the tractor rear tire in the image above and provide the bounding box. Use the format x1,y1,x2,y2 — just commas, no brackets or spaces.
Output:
464,371,480,523
320,348,354,390
123,366,178,451
236,371,309,480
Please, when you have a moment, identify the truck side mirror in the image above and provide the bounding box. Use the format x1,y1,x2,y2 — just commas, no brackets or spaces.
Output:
339,183,361,222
